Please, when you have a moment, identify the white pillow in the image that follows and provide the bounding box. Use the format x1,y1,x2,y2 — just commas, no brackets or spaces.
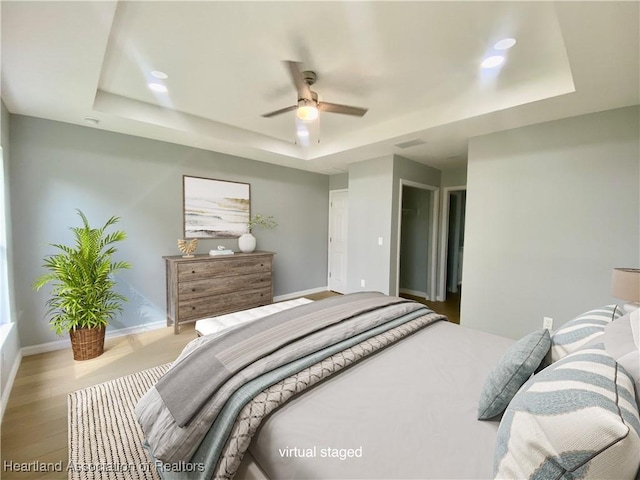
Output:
604,308,640,402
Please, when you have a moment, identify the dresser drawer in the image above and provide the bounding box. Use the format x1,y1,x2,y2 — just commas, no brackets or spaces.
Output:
178,271,271,300
177,256,272,282
178,286,272,321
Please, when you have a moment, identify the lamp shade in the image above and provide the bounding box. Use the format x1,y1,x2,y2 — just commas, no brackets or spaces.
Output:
611,268,640,302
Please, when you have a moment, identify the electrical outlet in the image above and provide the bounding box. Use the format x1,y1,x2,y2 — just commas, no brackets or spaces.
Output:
361,279,366,288
543,317,553,330
378,237,383,246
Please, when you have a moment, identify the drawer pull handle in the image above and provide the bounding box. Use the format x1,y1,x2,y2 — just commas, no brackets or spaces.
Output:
260,293,264,297
191,288,196,292
260,264,264,267
192,270,195,274
191,306,196,310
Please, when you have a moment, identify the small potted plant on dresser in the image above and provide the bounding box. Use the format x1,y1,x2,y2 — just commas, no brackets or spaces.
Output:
33,210,131,360
238,214,278,253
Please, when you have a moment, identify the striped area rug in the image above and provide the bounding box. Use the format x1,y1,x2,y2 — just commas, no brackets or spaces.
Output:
68,364,170,480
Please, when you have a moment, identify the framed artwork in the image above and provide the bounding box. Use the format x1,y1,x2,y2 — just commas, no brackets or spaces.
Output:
183,175,250,238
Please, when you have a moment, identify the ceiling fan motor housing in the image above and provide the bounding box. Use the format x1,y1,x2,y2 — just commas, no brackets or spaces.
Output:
298,90,318,107
302,70,317,86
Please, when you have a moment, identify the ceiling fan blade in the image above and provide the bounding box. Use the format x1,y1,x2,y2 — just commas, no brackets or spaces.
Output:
318,102,368,117
261,105,297,118
285,60,312,100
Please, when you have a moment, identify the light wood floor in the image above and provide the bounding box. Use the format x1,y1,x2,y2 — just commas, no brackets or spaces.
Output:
0,291,335,479
1,323,197,479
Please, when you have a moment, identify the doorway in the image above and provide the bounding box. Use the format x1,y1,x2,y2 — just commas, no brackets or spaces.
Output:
328,189,348,293
396,180,439,301
437,187,467,312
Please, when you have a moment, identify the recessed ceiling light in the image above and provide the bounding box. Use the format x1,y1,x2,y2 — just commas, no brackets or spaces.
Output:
148,82,168,93
494,38,517,50
84,117,100,125
481,55,505,69
151,70,168,79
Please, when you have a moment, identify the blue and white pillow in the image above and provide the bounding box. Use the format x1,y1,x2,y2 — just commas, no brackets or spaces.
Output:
494,342,640,479
550,304,622,362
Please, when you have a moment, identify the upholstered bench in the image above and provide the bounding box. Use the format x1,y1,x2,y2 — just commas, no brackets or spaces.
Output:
195,297,313,336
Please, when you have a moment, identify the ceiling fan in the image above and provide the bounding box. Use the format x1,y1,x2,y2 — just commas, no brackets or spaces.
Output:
261,61,368,122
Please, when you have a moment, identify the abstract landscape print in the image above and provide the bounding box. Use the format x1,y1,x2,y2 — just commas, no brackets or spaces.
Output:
183,176,250,238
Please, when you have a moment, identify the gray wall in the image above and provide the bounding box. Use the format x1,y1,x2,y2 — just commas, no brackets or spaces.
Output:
329,173,348,190
441,165,467,187
346,156,394,293
399,186,430,294
461,106,640,339
10,115,329,347
345,155,441,295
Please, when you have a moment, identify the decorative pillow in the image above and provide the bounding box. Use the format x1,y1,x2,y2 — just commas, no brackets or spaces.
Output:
477,329,551,420
494,342,640,479
550,304,623,362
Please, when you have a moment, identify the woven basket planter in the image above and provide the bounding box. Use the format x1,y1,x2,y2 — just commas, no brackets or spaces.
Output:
69,326,106,361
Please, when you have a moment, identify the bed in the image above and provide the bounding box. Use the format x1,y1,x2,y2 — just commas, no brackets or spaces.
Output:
135,292,640,480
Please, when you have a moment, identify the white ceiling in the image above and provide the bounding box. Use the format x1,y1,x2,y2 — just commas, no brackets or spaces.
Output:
2,1,638,175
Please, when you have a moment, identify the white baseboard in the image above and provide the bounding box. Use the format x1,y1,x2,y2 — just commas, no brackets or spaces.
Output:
274,286,328,302
399,288,427,298
1,347,22,421
21,320,167,357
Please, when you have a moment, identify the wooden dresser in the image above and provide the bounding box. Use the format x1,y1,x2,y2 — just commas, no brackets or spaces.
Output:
164,251,275,334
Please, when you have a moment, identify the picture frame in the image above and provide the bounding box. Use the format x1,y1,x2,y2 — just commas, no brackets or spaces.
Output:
183,175,251,239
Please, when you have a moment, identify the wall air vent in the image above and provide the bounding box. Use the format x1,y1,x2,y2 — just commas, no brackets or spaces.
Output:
394,139,426,149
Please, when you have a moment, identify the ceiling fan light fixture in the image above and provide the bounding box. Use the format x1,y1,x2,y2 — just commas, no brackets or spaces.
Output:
296,105,318,122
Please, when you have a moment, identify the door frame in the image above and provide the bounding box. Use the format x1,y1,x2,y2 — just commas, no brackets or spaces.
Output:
437,185,466,301
328,189,348,293
395,179,440,300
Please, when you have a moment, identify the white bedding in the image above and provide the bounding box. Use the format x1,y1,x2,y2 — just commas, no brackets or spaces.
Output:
195,298,314,336
248,320,515,479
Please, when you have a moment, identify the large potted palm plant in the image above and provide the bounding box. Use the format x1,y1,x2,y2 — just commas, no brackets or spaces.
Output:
33,210,131,360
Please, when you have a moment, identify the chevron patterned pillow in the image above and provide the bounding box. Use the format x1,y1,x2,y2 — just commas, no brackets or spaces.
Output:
550,304,623,362
494,342,640,479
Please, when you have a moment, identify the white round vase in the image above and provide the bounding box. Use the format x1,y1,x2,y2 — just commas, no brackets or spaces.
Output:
238,233,256,253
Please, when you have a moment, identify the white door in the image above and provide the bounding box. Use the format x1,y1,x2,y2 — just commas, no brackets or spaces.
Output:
329,190,348,293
